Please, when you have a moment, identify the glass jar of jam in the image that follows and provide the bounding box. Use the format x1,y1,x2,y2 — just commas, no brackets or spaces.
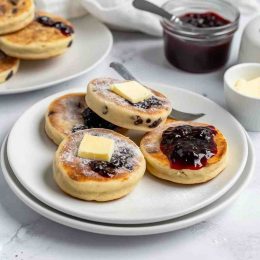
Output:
161,0,240,73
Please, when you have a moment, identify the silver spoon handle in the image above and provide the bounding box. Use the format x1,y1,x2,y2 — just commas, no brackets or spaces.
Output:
133,0,172,20
110,62,137,81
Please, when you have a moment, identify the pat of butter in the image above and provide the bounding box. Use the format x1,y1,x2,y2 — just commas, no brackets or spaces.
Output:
78,134,115,162
110,81,152,103
235,77,260,98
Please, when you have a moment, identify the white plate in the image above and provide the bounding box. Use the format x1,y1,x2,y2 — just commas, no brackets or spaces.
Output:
0,16,113,95
7,84,248,225
1,134,255,236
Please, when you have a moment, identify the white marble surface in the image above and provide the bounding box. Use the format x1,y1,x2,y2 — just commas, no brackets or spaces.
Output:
0,14,260,260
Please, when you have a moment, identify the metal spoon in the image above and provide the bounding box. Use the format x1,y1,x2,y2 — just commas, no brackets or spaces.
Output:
132,0,185,25
133,0,173,20
110,62,205,121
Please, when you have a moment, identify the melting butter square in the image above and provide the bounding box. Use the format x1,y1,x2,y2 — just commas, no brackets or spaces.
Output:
78,134,115,162
110,81,152,103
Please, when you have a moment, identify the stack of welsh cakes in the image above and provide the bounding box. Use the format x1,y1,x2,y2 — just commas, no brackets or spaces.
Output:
0,0,75,84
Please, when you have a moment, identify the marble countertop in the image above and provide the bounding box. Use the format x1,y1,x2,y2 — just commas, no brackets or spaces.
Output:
0,15,260,260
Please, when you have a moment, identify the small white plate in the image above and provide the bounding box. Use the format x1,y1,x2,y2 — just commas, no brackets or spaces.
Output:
1,134,255,236
7,84,248,225
0,16,113,95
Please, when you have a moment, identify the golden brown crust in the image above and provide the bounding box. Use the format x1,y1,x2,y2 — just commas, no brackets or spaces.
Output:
0,51,19,83
0,0,33,22
0,11,74,59
0,52,18,72
2,11,73,45
47,93,87,137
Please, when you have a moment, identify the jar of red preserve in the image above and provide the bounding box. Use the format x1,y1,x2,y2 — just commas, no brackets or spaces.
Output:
161,0,240,73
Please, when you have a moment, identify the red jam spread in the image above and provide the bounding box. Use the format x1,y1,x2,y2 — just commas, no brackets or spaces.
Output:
36,16,74,36
128,96,163,109
160,125,217,170
89,147,134,178
72,108,117,133
163,12,232,73
180,12,230,28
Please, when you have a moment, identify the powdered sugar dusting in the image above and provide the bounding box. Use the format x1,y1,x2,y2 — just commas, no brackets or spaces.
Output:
50,94,87,136
143,141,160,154
90,78,171,112
59,129,142,178
60,94,86,125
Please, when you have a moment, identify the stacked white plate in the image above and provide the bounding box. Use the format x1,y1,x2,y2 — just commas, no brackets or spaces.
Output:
0,83,255,236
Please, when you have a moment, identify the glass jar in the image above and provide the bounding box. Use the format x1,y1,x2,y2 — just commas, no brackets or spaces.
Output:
161,0,240,73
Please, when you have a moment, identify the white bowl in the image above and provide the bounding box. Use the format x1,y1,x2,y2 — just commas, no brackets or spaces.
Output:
238,16,260,63
224,63,260,131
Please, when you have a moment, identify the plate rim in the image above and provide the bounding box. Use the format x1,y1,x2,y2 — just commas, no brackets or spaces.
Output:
6,83,249,225
0,15,113,95
1,133,255,236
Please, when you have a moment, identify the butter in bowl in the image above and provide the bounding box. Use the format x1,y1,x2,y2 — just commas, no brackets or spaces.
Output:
224,63,260,131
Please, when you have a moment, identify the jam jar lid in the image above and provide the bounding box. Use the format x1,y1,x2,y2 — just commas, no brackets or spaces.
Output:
161,0,240,41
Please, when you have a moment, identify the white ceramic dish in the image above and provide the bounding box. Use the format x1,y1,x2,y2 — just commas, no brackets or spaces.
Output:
7,83,248,225
0,15,113,95
1,134,255,236
224,63,260,131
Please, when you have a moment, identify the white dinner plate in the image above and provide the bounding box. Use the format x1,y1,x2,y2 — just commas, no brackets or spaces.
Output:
0,15,113,95
7,84,248,225
1,134,255,236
